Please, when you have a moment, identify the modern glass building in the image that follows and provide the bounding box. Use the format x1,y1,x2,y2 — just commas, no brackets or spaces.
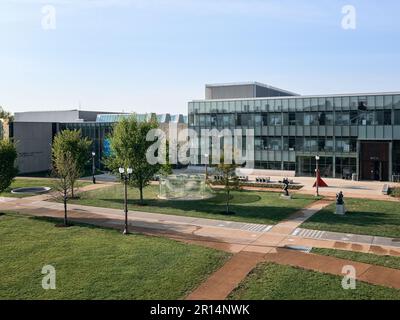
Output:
188,82,400,181
12,110,187,174
60,113,187,170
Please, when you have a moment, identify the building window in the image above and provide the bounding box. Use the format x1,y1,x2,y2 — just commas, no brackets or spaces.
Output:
304,113,319,126
394,95,400,109
296,112,304,125
289,137,296,151
336,139,357,153
289,112,296,125
296,156,333,177
395,110,400,125
359,111,374,125
336,157,357,179
375,110,392,125
262,113,268,126
255,115,262,126
283,137,296,151
269,113,282,126
304,138,318,152
319,112,334,125
335,112,350,125
283,112,296,125
284,162,296,171
265,137,282,151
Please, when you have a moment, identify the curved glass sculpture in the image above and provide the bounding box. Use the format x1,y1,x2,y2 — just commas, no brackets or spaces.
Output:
159,175,214,200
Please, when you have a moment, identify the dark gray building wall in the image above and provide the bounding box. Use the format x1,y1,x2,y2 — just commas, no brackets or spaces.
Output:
255,85,295,97
206,84,256,100
205,83,297,100
14,122,54,174
78,110,119,122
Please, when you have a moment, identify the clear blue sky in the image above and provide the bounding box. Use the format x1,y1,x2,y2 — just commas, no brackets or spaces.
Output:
1,0,400,115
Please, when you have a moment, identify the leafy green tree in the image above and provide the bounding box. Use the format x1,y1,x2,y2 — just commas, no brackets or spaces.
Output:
52,129,91,198
0,140,18,193
105,116,161,205
214,158,241,215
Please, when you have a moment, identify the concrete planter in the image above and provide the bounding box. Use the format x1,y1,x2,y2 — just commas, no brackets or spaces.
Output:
335,204,346,215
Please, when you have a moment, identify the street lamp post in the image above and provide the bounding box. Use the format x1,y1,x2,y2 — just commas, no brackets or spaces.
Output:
119,167,133,235
91,152,96,184
315,155,320,197
204,154,209,181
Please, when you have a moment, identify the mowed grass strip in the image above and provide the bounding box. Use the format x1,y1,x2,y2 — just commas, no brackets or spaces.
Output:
301,198,400,238
312,248,400,270
0,178,89,198
0,213,230,300
229,262,400,300
68,184,316,225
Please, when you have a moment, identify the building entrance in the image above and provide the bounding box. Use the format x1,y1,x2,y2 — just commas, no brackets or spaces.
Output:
360,141,389,181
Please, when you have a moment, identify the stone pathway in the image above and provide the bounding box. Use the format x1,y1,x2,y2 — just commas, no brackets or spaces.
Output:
186,252,265,300
292,228,400,248
264,248,400,290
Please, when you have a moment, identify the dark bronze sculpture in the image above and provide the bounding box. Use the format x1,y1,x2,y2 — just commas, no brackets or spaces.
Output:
336,191,344,205
282,178,290,197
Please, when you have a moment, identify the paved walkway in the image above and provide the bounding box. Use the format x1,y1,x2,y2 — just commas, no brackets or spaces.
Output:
264,248,400,290
186,251,265,300
1,196,399,256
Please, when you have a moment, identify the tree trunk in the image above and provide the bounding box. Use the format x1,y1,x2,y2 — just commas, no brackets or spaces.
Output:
63,190,68,226
226,189,230,214
139,184,144,205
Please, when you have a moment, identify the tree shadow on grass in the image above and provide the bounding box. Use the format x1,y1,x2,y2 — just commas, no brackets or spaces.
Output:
94,197,308,224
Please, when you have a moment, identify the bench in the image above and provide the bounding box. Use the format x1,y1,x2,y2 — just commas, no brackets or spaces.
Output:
255,177,271,184
382,184,390,195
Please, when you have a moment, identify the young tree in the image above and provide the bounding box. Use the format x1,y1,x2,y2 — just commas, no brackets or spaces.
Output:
52,129,91,198
214,158,241,215
105,116,161,205
0,140,18,193
52,151,76,227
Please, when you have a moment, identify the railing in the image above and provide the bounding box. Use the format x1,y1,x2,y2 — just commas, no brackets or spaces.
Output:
393,175,400,183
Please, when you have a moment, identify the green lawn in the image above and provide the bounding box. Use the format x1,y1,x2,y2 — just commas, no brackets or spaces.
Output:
0,178,89,198
312,248,400,270
67,184,316,225
0,213,229,300
229,262,400,300
301,198,400,238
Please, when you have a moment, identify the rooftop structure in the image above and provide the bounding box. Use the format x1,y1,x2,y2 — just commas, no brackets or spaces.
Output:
205,82,298,100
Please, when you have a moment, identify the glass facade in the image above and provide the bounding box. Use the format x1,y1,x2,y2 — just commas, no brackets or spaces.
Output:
58,113,187,171
189,93,400,180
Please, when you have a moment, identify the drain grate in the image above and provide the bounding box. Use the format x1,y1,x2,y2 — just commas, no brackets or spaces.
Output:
284,245,313,253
